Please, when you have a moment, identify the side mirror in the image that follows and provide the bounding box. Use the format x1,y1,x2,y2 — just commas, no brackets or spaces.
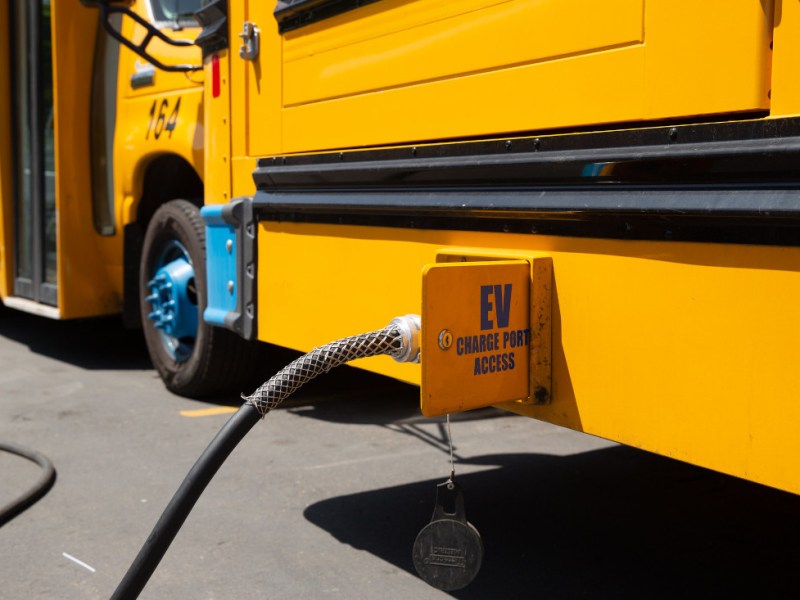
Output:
82,0,201,73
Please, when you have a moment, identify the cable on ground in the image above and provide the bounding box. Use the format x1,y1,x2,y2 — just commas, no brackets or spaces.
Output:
111,316,420,600
0,441,56,527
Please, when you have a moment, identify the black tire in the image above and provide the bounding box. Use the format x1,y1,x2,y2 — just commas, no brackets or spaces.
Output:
139,200,264,398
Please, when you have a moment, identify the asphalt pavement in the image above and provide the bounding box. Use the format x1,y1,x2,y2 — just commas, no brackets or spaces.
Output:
1,310,799,599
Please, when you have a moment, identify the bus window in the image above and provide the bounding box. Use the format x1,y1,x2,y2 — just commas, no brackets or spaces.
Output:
147,0,204,29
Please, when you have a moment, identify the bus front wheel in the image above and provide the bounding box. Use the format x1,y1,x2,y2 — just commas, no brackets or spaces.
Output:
139,200,263,398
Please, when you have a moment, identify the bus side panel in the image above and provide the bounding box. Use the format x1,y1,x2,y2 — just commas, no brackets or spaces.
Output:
0,0,12,299
245,0,772,156
256,222,800,496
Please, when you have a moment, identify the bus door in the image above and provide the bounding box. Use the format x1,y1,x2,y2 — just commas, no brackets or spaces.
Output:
10,0,57,309
5,2,127,319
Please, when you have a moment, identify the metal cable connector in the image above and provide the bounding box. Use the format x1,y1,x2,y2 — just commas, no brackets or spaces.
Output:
388,314,422,364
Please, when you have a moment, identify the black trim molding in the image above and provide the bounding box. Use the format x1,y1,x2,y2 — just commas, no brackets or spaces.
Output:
274,0,382,33
253,189,800,247
252,117,800,246
255,117,800,190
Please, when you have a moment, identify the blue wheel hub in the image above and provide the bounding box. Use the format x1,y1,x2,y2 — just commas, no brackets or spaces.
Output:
145,240,198,362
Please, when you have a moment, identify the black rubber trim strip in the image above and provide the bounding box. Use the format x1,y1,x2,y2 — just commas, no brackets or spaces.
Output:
253,188,800,247
257,116,799,168
255,137,800,191
252,118,800,245
274,0,382,33
255,188,800,216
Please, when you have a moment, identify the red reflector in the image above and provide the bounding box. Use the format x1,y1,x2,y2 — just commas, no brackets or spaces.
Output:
211,54,220,98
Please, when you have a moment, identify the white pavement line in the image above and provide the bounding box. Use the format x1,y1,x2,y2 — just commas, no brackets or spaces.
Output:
62,552,96,573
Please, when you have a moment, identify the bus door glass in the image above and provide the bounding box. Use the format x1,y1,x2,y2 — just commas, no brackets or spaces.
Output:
11,0,56,306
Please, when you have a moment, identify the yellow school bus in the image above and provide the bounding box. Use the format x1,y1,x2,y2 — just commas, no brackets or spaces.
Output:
202,0,800,498
3,0,800,500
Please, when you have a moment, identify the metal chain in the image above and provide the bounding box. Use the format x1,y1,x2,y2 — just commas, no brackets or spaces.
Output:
446,413,456,481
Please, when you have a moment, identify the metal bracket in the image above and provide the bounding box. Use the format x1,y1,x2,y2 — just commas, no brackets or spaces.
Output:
238,22,260,61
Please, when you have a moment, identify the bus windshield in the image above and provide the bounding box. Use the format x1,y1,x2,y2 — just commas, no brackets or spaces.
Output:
148,0,203,27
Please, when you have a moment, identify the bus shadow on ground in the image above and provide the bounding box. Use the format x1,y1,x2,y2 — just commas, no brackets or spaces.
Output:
0,310,425,404
0,310,151,370
286,390,515,455
304,445,800,599
282,381,509,427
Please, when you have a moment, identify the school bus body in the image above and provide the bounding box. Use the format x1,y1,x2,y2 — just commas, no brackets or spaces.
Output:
3,1,800,495
0,0,202,320
197,0,800,495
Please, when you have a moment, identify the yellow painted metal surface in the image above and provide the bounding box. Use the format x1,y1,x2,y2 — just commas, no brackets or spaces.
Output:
282,0,644,106
234,1,284,162
0,0,12,299
770,0,800,116
436,249,554,407
116,3,205,220
202,48,233,208
242,0,772,155
257,221,800,495
643,1,773,120
50,6,120,317
421,260,531,416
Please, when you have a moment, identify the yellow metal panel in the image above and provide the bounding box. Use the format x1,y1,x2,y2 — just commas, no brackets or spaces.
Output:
434,249,554,406
237,1,284,160
257,222,800,495
202,49,232,207
50,5,121,317
246,0,772,154
643,0,772,119
231,157,259,199
282,47,646,153
0,0,12,298
421,260,531,416
770,0,800,116
283,0,643,106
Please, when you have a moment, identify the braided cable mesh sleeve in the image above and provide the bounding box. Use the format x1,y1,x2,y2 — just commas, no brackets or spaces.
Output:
244,324,404,416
